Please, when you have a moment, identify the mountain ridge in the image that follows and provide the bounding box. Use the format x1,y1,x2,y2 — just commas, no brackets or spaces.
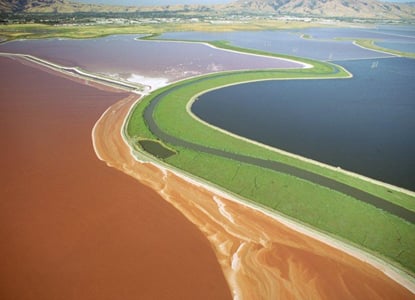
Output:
1,0,414,20
226,0,414,19
0,0,212,13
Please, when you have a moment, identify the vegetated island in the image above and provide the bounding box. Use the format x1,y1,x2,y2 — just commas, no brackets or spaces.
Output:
125,36,415,279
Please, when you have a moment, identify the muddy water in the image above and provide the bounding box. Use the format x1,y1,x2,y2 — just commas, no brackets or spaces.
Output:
0,56,231,300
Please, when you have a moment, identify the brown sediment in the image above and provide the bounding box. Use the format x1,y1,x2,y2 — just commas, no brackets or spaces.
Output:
0,56,232,300
92,66,415,299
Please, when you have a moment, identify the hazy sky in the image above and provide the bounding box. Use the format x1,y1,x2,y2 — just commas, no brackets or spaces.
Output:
78,0,233,5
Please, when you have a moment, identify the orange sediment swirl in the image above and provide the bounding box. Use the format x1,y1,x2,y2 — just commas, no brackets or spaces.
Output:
93,93,414,300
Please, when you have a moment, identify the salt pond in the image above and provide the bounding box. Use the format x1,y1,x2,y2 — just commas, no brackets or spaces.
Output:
0,34,301,90
160,26,415,60
193,57,415,190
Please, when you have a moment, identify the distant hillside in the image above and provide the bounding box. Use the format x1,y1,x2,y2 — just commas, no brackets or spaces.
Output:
0,0,209,13
0,0,116,13
225,0,415,19
1,0,414,20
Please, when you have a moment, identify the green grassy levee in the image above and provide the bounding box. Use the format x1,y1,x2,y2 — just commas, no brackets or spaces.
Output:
126,45,415,275
354,39,415,59
3,22,412,275
2,20,413,281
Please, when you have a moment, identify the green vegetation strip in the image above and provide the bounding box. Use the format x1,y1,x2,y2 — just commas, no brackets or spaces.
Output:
0,21,319,42
126,43,415,274
355,39,415,59
145,80,415,222
3,21,413,275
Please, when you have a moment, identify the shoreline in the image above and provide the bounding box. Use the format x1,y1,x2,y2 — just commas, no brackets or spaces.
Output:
0,56,234,299
0,57,231,300
144,158,415,293
96,91,415,298
121,99,415,292
137,36,313,69
185,82,414,198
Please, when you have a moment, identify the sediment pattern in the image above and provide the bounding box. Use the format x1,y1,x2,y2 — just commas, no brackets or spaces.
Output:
93,94,414,300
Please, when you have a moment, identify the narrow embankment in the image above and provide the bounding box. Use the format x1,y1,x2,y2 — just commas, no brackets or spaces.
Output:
143,75,415,224
92,73,415,299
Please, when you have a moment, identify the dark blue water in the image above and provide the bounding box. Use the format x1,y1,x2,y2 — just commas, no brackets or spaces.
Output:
192,57,415,190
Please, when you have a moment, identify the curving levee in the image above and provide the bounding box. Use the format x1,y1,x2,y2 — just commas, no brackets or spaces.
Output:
143,76,415,224
125,44,415,275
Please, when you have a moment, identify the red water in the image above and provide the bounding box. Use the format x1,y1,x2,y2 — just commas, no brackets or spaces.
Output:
0,56,231,300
